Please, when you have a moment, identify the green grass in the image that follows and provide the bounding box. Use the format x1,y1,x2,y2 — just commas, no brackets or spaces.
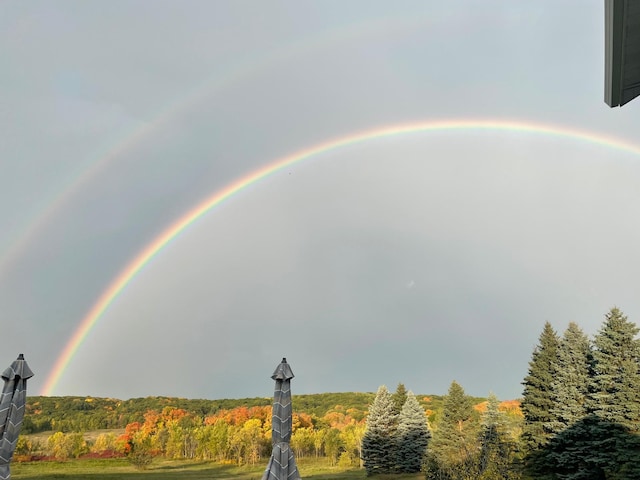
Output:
10,457,387,480
12,458,264,479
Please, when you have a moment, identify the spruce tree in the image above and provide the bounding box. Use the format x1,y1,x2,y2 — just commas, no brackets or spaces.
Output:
542,414,640,480
478,393,518,479
548,322,593,434
425,381,478,479
520,322,560,453
589,307,640,430
578,307,640,477
396,391,430,473
362,385,398,475
529,322,594,478
392,382,408,416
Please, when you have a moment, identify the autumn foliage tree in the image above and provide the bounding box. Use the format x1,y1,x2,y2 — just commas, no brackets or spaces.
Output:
46,431,88,460
107,398,373,467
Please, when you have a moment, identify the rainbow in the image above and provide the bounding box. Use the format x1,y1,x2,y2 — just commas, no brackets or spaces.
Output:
40,119,640,395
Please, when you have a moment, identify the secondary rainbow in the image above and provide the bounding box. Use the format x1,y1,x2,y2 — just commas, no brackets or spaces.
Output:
0,15,409,277
40,119,640,396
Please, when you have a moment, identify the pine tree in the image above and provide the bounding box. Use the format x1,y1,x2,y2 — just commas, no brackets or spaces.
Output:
362,385,398,475
425,381,478,479
520,322,560,454
548,322,593,434
396,391,430,473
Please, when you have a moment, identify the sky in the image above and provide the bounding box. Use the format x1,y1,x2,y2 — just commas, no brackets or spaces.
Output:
1,1,639,402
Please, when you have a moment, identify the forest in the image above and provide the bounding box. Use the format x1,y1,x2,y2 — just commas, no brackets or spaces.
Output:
20,391,490,464
15,307,640,480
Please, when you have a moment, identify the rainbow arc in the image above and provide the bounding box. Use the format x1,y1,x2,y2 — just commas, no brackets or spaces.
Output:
40,119,640,396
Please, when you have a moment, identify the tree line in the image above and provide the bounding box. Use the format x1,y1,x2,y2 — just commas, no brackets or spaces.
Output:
520,307,640,478
23,392,377,434
19,386,520,471
20,390,494,467
20,306,639,479
18,403,369,467
360,307,640,479
362,385,431,475
362,381,523,479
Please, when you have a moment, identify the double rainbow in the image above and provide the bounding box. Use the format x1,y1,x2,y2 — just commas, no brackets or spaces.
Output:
40,119,640,396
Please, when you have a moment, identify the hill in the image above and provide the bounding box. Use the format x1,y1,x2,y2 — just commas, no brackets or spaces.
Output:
24,392,491,433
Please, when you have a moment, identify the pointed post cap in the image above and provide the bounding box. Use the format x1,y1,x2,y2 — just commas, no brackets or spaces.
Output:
271,357,294,380
2,353,34,380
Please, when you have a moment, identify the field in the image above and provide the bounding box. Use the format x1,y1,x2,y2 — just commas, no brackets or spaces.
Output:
12,459,266,480
11,457,424,480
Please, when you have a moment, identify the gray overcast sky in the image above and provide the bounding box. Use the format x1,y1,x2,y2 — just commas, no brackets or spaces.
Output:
1,1,640,401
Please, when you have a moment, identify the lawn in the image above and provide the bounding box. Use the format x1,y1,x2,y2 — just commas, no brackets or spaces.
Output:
11,458,262,480
9,457,411,480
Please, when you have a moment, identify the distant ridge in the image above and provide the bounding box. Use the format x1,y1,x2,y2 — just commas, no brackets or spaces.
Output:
24,392,501,434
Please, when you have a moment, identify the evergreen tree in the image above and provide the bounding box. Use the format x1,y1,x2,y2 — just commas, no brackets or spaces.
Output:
396,391,430,473
392,383,408,416
538,309,640,479
425,381,478,479
541,414,640,480
362,385,398,476
589,307,640,430
520,322,560,454
530,322,594,478
548,322,593,434
570,307,640,477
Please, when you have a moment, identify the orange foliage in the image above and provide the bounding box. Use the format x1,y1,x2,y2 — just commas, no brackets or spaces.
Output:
210,406,249,425
204,405,272,427
323,411,346,427
292,412,313,430
120,407,200,451
249,406,272,423
474,400,523,416
203,415,219,426
118,421,142,453
474,402,488,413
499,400,523,416
322,409,365,430
124,421,141,436
142,410,161,435
161,406,189,421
